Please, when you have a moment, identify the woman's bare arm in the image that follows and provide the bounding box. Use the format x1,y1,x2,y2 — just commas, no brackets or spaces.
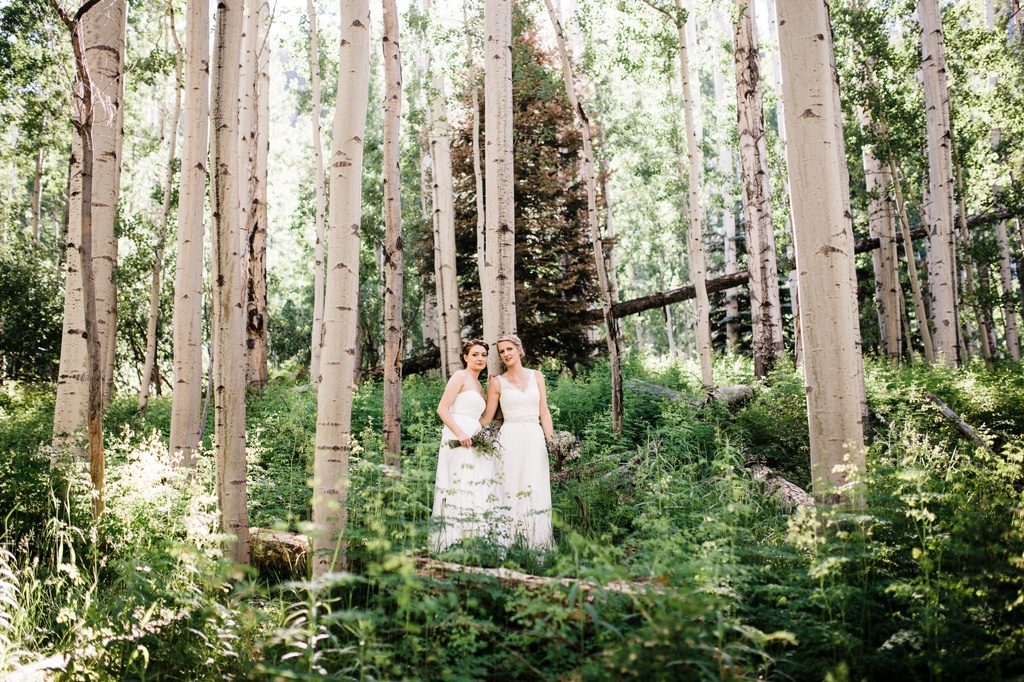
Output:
535,370,554,443
436,371,473,447
480,375,502,425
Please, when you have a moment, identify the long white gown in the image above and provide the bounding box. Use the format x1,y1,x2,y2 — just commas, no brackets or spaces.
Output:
495,372,553,549
430,390,496,551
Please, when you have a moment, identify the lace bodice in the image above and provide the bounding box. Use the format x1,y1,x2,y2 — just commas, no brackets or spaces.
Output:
497,372,540,420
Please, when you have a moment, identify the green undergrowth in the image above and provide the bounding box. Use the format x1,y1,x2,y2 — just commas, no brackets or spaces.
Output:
1,356,1024,680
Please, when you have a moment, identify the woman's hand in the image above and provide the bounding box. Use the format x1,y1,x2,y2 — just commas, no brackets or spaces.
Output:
456,432,473,448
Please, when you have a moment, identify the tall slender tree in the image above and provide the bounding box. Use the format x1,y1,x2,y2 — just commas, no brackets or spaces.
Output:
484,0,516,373
210,0,249,564
382,0,404,466
312,0,370,577
733,0,784,377
139,7,184,412
776,0,865,504
919,0,960,365
308,0,326,382
170,0,212,467
49,0,108,518
244,0,270,390
542,0,624,434
53,0,125,450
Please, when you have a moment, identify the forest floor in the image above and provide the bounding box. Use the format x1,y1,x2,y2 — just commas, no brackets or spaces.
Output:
2,354,1024,680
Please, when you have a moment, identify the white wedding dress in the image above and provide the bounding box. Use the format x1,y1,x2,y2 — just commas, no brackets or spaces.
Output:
495,372,553,549
430,390,496,551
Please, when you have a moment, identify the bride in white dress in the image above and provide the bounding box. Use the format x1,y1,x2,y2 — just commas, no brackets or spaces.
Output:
481,334,553,550
431,340,495,551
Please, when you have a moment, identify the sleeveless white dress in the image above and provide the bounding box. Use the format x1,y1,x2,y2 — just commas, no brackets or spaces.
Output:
430,390,496,551
495,372,553,549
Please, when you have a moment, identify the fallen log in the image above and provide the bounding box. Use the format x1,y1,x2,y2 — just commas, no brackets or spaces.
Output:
749,465,813,513
625,378,753,408
416,558,654,596
924,392,994,454
606,208,1018,321
250,527,309,575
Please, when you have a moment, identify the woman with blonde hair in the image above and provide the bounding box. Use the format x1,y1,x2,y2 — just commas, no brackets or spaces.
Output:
481,334,553,549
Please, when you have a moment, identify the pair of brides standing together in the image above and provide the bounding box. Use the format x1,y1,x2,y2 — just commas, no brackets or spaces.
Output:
431,334,554,551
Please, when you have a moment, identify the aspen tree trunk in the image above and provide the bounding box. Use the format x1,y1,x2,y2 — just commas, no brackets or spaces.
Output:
543,0,624,434
986,1,1019,361
858,112,901,362
81,0,126,406
210,0,249,564
891,160,935,362
32,140,43,243
53,0,124,447
776,0,865,505
464,2,487,312
382,0,404,467
674,2,713,387
764,0,801,365
733,0,784,376
919,0,960,365
427,63,462,376
712,30,739,352
246,0,270,390
170,0,211,467
53,127,88,458
996,220,1020,360
51,0,108,517
593,108,621,305
899,286,916,361
312,0,369,577
484,0,516,374
664,305,677,358
308,0,327,382
140,12,183,413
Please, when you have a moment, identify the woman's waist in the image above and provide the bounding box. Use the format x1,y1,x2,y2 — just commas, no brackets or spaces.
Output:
442,415,482,439
500,415,540,424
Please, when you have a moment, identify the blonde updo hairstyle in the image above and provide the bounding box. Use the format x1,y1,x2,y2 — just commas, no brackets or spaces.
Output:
494,333,526,367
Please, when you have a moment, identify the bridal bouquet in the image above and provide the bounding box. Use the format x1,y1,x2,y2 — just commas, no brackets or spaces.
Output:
445,423,502,457
547,430,581,471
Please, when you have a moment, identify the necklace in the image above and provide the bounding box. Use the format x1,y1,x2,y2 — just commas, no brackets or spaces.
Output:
507,371,527,391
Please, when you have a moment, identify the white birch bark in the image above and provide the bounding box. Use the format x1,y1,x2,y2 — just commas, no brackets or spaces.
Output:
312,0,369,577
919,0,960,365
891,160,934,362
82,0,126,405
712,24,739,352
54,0,124,445
382,0,404,466
246,0,270,389
776,0,865,504
543,0,624,433
32,140,44,243
53,123,88,458
734,0,784,376
996,220,1020,361
764,0,801,365
427,63,462,376
464,2,487,318
674,1,713,387
210,0,249,564
484,0,516,374
170,0,211,467
308,0,327,382
858,111,901,362
139,12,183,412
